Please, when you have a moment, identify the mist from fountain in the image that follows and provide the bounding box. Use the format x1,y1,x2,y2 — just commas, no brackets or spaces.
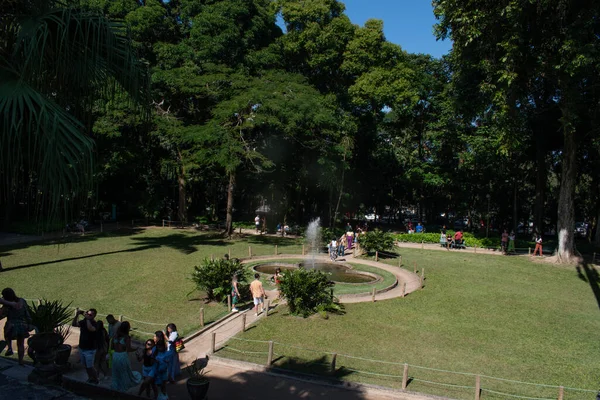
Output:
305,218,321,268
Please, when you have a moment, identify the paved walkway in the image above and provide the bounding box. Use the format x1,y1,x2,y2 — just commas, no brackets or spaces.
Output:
0,357,87,400
0,317,441,400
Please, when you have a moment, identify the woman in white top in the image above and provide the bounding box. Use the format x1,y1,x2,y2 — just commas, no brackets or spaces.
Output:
165,323,181,383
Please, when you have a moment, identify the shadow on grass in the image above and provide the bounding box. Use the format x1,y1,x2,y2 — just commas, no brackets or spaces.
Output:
130,232,228,255
245,235,303,247
0,244,160,272
1,231,232,271
0,228,146,253
576,259,600,310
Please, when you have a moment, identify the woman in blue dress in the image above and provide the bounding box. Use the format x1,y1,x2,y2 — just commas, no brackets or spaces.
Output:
111,321,142,392
153,331,171,400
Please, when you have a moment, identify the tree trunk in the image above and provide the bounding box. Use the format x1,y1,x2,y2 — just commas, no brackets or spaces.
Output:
557,124,577,261
594,187,600,245
533,137,546,234
513,178,518,235
225,172,235,236
176,149,187,223
333,140,348,229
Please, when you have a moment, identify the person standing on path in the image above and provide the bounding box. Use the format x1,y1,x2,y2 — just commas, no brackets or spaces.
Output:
106,314,121,340
271,268,283,301
111,321,142,391
153,331,171,400
329,238,338,259
72,308,99,383
165,323,181,383
250,273,266,316
338,234,347,256
254,215,260,233
231,274,241,312
533,233,543,257
94,320,110,379
0,288,31,365
501,229,509,253
137,338,158,398
508,231,516,253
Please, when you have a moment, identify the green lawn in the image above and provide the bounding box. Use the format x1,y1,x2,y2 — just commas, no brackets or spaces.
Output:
219,249,600,400
0,228,303,339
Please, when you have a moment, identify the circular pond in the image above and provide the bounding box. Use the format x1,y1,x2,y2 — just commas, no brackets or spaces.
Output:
254,262,379,284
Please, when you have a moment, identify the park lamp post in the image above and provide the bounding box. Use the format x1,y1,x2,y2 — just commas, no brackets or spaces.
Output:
486,193,491,238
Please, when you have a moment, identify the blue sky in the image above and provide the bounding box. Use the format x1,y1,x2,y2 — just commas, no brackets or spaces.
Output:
341,0,452,58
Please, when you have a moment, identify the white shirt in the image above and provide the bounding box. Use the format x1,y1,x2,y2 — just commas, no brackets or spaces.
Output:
167,331,178,351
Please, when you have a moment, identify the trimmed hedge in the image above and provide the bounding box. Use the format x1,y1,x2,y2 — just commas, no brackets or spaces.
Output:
394,232,534,249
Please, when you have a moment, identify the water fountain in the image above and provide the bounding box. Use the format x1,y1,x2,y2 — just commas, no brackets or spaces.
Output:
254,217,384,285
305,218,321,268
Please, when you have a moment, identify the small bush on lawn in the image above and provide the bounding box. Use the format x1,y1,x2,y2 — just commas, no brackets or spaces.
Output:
279,268,341,317
191,258,249,302
358,229,395,253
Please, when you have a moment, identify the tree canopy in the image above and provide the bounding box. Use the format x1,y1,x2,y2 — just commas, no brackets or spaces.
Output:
3,0,600,258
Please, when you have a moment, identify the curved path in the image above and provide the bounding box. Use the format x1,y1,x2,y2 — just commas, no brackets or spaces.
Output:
242,252,422,303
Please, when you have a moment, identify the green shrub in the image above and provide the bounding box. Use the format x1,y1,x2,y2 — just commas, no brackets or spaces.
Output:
191,258,249,302
393,232,535,249
321,227,346,246
233,221,256,229
357,229,395,253
279,268,340,317
195,216,210,224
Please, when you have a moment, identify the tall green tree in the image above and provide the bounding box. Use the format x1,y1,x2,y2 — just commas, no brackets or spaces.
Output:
435,0,600,260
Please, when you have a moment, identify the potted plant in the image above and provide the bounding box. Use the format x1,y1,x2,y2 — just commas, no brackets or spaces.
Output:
27,300,73,374
186,356,210,400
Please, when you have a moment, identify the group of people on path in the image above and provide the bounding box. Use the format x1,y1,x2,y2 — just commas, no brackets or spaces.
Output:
0,287,181,399
71,309,181,398
232,263,283,316
329,223,359,260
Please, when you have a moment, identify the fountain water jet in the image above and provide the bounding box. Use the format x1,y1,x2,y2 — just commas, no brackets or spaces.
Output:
305,218,321,268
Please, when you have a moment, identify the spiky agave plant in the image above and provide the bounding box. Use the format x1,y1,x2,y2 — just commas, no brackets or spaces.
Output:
29,299,73,342
0,0,148,226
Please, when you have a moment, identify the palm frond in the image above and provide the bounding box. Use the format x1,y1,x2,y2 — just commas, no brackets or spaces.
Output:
0,2,148,224
0,68,95,217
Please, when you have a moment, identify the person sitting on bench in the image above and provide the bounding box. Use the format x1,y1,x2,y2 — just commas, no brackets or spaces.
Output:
453,230,464,248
